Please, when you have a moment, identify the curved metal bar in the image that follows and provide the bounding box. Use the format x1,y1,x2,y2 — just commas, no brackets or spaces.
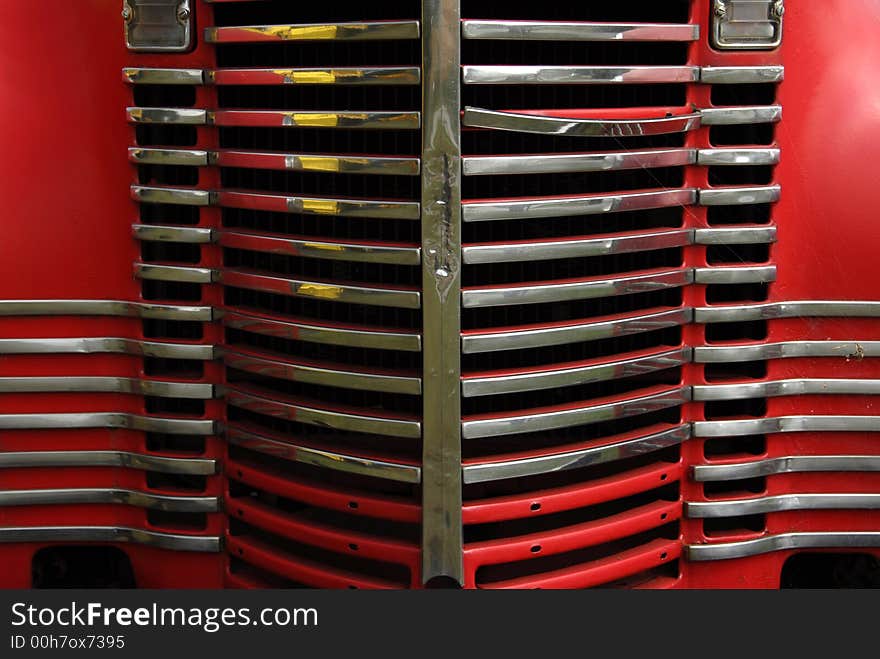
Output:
0,413,217,435
0,377,216,399
694,341,880,363
126,107,209,125
134,263,218,283
216,150,420,175
0,527,220,552
694,300,880,323
0,488,219,512
693,265,776,285
699,185,781,206
226,425,420,483
212,110,420,130
463,65,699,85
700,66,784,84
204,21,421,43
131,185,216,206
0,337,216,360
694,415,880,438
693,456,880,482
461,20,700,42
693,379,880,401
133,225,215,243
697,148,780,166
217,190,420,219
700,105,782,125
0,450,217,475
687,532,880,561
219,231,420,266
687,493,880,518
693,226,777,245
464,148,696,176
0,300,215,321
128,147,211,166
210,67,420,86
462,425,691,484
123,67,205,84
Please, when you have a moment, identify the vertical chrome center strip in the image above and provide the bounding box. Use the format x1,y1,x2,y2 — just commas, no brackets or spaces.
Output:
420,0,464,586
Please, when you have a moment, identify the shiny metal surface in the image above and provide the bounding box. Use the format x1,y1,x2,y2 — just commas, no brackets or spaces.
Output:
218,231,420,266
133,224,215,243
0,377,215,399
693,456,880,482
461,20,699,42
694,300,880,323
0,527,220,552
128,147,211,166
693,265,777,285
210,67,420,86
0,451,217,475
700,66,784,84
0,413,217,435
693,226,777,245
700,105,782,125
463,65,699,85
0,337,216,360
463,107,702,137
131,184,216,206
123,0,193,52
134,263,218,283
711,0,784,50
213,109,420,130
217,150,419,176
122,67,204,85
694,341,880,363
204,21,421,43
217,190,420,219
699,185,781,206
688,532,880,561
462,425,691,484
694,415,880,438
687,494,880,518
126,107,209,125
463,148,696,176
697,148,780,166
0,299,215,321
0,488,219,512
694,378,880,401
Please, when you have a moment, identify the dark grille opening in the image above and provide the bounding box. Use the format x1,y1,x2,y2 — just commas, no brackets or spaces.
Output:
146,472,207,492
703,435,766,458
219,127,420,156
711,83,776,106
708,165,773,186
138,163,199,187
461,2,691,22
229,557,307,588
143,358,205,378
705,283,769,303
781,553,880,589
463,130,686,155
465,84,687,110
703,476,766,498
464,41,689,66
146,433,206,454
704,398,767,420
706,244,770,264
212,1,420,26
604,561,680,587
141,279,203,302
217,86,420,112
703,514,765,535
710,124,775,146
220,167,419,200
141,240,202,264
143,319,204,340
707,203,772,226
32,547,136,589
462,167,685,199
135,125,198,147
147,511,208,530
145,397,206,416
705,320,768,342
216,38,419,68
133,85,196,107
139,202,200,225
704,361,767,382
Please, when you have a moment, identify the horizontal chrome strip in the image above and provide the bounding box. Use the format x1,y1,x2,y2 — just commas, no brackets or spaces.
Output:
700,66,784,84
693,226,777,245
695,300,880,323
210,67,420,85
224,311,421,352
227,425,420,483
219,231,420,266
462,425,691,484
126,107,208,125
0,413,216,435
123,67,205,85
0,488,219,512
463,229,692,264
217,150,419,175
0,451,217,475
700,105,782,125
131,185,215,206
694,341,880,363
463,106,701,137
687,532,880,562
226,388,421,439
463,65,699,85
0,337,216,360
221,270,421,309
693,265,776,285
0,377,215,399
687,494,880,519
694,379,880,401
463,188,697,222
0,527,220,552
462,347,689,397
461,20,699,42
462,307,692,354
204,21,421,43
133,224,215,243
697,148,780,166
462,269,692,308
218,190,420,220
699,185,781,206
134,263,217,284
213,110,420,130
225,349,421,395
462,388,690,439
128,147,211,166
463,148,696,176
0,299,215,321
694,416,880,438
693,456,880,482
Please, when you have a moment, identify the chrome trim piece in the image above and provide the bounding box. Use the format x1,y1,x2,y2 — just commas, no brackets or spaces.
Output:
0,338,216,360
0,527,220,552
700,66,784,84
463,148,697,176
0,451,217,475
134,263,217,284
699,185,781,206
693,226,777,245
226,388,421,439
0,299,214,321
131,185,216,206
462,269,693,308
687,532,880,562
463,107,702,137
462,65,699,85
123,0,192,53
126,107,209,125
213,110,420,130
693,265,776,285
694,416,880,438
697,148,780,166
462,425,691,484
695,300,880,323
463,189,697,222
204,21,421,43
128,147,211,166
0,413,216,435
461,20,700,42
462,388,690,440
463,229,692,264
462,307,693,354
693,379,880,401
210,67,420,86
0,377,215,399
693,456,880,481
217,190,420,219
123,68,205,85
462,347,689,397
687,494,880,518
711,0,784,51
218,231,420,266
218,150,420,176
227,425,420,484
700,105,782,125
694,341,880,363
0,489,218,512
133,225,215,244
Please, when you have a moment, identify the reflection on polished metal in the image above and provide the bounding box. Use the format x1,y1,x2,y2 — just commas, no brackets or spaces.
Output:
462,425,691,484
0,413,217,435
687,493,880,518
227,425,421,484
695,300,880,323
0,299,215,321
0,338,216,360
463,229,692,264
223,310,421,352
128,147,211,166
0,451,217,475
463,107,702,137
420,0,464,586
694,378,880,401
462,307,693,353
216,150,420,176
135,263,218,283
219,231,420,266
204,21,421,43
0,377,215,399
133,224,215,243
463,65,699,85
693,226,777,245
210,67,421,86
212,109,420,130
463,148,697,176
694,415,880,438
463,189,697,222
700,105,782,125
711,0,784,50
0,489,219,512
694,456,880,481
462,20,700,42
462,387,690,439
126,107,209,125
462,347,690,397
697,148,780,166
216,190,420,219
688,532,880,562
699,185,780,206
463,269,693,308
123,68,205,85
0,527,220,552
700,66,784,84
694,341,880,363
131,185,216,206
693,265,776,285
